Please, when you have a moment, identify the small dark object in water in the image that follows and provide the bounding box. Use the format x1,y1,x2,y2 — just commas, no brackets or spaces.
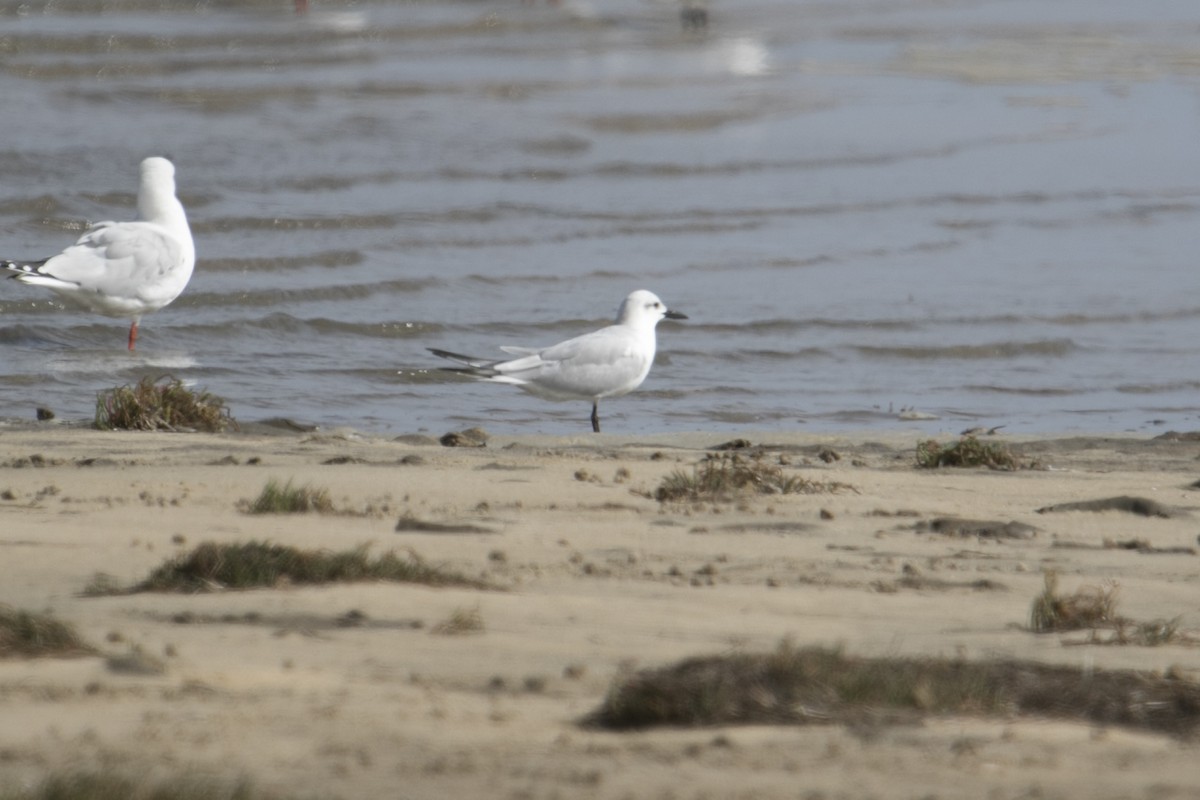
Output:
681,2,708,30
35,407,54,421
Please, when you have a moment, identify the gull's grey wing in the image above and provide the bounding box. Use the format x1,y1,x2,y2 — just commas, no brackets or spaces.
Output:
36,220,186,303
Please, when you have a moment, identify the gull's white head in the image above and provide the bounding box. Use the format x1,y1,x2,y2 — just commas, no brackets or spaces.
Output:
140,156,176,187
138,156,179,219
615,289,688,329
136,156,191,242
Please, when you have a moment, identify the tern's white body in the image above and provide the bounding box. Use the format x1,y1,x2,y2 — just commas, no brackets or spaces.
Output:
2,157,194,350
429,289,686,432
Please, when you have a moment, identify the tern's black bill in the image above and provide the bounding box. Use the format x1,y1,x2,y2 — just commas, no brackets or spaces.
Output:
665,310,688,320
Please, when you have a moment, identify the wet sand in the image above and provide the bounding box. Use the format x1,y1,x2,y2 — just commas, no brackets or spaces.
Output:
1,425,1199,798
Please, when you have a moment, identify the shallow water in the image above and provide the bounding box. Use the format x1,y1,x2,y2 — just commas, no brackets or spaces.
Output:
0,0,1198,436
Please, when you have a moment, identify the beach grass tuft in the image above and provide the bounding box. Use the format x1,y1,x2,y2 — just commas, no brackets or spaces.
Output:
125,541,492,593
243,479,334,515
0,606,95,658
584,641,1200,736
0,770,280,800
94,375,236,433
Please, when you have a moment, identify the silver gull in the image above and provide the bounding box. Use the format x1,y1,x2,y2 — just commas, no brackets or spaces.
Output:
2,156,194,351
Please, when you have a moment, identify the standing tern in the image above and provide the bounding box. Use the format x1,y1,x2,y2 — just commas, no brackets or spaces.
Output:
429,289,686,432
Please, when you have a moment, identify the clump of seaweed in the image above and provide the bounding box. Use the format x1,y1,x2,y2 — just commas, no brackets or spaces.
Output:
1030,571,1188,646
241,479,334,514
0,605,96,658
113,541,492,593
652,453,854,503
915,436,1023,470
95,375,236,432
583,640,1200,736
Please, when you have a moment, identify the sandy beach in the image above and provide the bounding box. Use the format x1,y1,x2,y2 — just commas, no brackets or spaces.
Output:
2,423,1199,799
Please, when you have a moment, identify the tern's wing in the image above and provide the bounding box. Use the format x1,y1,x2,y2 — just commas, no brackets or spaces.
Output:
498,345,540,357
493,325,651,399
528,325,633,369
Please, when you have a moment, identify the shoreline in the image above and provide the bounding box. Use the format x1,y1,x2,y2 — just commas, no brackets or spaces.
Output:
1,427,1199,798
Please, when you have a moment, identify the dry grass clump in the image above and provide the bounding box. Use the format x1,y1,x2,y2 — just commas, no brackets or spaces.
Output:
653,453,854,503
95,376,236,432
431,605,485,636
1030,571,1186,646
0,606,95,658
81,573,125,597
120,541,491,593
0,770,278,800
584,641,1200,736
242,479,334,514
915,436,1022,470
1029,571,1118,632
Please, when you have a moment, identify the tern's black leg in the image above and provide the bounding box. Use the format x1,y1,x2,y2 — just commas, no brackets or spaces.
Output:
591,402,600,433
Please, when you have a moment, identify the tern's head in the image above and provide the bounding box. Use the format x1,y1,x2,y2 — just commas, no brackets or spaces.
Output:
616,289,688,328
